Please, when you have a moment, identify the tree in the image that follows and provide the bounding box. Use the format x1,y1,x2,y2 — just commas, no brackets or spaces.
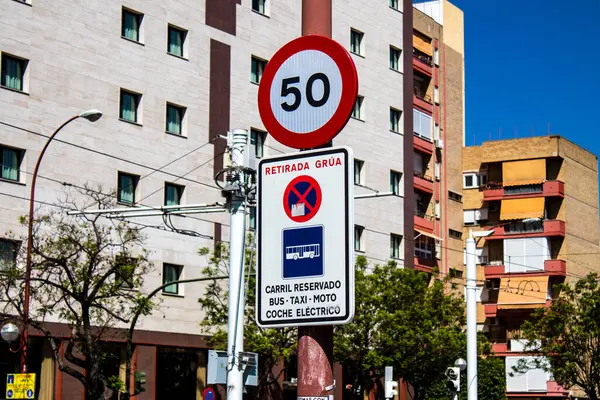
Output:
335,256,474,400
518,273,600,400
197,237,296,399
0,187,155,400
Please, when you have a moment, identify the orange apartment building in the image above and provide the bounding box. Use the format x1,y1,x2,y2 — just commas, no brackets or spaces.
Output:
411,0,464,278
462,135,600,399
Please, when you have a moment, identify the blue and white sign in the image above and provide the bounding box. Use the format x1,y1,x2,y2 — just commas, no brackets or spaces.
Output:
256,147,354,328
283,226,324,278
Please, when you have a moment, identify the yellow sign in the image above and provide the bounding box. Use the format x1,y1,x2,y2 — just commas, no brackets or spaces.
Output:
6,373,36,399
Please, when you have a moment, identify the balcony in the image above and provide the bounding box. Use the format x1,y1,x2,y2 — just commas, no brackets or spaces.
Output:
414,135,433,155
414,211,434,232
506,355,568,396
414,172,434,194
483,181,565,201
412,49,433,76
486,220,565,240
414,256,436,273
413,87,433,114
484,259,567,279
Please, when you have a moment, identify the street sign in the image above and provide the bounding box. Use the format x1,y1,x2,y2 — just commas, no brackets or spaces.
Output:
258,35,358,149
202,388,216,400
5,373,35,399
256,146,354,328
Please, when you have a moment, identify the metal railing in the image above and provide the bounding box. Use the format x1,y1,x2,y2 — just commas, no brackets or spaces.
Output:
413,49,433,66
505,220,544,234
413,86,432,103
414,170,434,182
415,209,435,221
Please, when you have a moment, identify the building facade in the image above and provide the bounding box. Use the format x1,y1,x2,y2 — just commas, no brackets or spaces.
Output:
462,136,600,398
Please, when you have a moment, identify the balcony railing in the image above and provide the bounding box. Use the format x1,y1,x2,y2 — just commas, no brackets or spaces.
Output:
413,86,432,103
414,170,433,182
415,209,434,220
413,49,433,66
505,220,544,234
482,181,565,200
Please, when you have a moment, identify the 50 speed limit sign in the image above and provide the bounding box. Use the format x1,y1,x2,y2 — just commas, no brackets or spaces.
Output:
258,35,358,149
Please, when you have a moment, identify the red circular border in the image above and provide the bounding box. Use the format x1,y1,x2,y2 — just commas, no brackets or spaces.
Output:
258,35,359,149
282,175,322,223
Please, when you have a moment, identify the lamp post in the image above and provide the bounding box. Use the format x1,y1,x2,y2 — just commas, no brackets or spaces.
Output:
21,110,102,372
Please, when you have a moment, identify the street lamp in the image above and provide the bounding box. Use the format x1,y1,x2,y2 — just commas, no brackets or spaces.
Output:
465,229,494,400
21,110,102,372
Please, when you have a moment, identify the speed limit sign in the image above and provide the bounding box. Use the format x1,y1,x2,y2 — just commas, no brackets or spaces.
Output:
258,35,358,149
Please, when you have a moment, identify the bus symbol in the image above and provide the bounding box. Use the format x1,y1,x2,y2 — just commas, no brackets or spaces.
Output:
285,244,321,260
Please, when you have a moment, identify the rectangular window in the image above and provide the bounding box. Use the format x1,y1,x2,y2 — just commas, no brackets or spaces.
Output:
122,8,142,42
250,129,266,158
413,109,432,140
352,96,364,120
166,103,185,135
434,162,441,180
434,86,440,103
117,172,139,205
167,25,187,58
1,54,27,92
414,235,434,259
350,29,364,55
390,171,401,195
389,46,401,70
449,229,463,240
433,48,439,65
435,201,440,219
354,159,364,185
251,56,267,84
165,183,184,206
389,0,399,9
162,263,182,294
390,234,402,259
448,191,462,203
463,173,477,189
120,89,141,123
449,268,463,279
249,206,257,230
354,225,364,251
390,108,401,132
434,123,440,140
115,254,137,289
0,146,23,182
252,0,266,14
0,239,19,270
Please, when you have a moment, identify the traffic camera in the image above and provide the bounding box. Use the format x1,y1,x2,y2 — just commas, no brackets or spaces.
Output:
445,367,460,392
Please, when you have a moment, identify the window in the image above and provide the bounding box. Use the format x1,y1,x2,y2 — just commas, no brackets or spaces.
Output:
390,108,401,132
117,172,139,205
413,109,432,140
389,0,399,9
389,46,401,70
251,56,267,84
249,206,256,230
122,8,143,42
449,229,462,240
448,191,462,203
1,53,28,92
0,239,18,270
162,263,182,294
352,96,364,120
0,146,23,182
434,86,439,103
250,129,266,158
115,254,137,289
165,183,184,206
354,159,364,185
167,25,187,58
166,103,185,135
390,171,401,195
414,235,434,259
252,0,266,14
463,173,485,189
414,152,425,176
350,29,364,56
435,201,440,219
449,268,463,279
434,162,441,180
390,234,402,259
434,123,440,140
433,48,439,65
120,89,141,123
354,225,364,251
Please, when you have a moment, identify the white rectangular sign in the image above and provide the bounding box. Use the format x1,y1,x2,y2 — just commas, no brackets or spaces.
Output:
256,146,354,328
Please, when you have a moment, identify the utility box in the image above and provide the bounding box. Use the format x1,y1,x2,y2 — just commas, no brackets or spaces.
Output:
207,350,258,387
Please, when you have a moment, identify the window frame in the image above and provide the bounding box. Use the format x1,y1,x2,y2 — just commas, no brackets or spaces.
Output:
165,102,186,136
252,0,267,15
390,107,401,133
250,128,266,159
119,89,142,124
354,159,364,185
1,53,29,93
251,56,267,84
354,225,364,252
350,29,364,56
114,254,137,289
117,172,139,205
0,145,24,183
389,0,399,10
390,170,401,195
162,263,183,295
351,96,364,120
389,46,401,71
414,235,434,259
0,238,19,270
449,229,463,240
448,190,463,203
249,206,257,230
121,8,144,44
390,234,402,260
167,25,188,59
164,182,185,206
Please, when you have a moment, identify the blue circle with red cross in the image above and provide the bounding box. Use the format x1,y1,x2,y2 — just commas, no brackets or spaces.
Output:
282,175,322,223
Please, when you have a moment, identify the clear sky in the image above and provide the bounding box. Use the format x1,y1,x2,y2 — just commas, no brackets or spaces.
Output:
450,0,600,156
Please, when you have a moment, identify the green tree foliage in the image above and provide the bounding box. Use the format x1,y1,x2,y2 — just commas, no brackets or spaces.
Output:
518,273,600,400
0,188,155,400
335,256,505,400
197,237,296,399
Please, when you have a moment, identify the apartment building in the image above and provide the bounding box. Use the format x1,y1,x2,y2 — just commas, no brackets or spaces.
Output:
462,136,600,398
0,0,460,398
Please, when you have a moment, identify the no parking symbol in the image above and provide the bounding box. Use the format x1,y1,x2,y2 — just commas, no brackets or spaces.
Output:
283,175,322,223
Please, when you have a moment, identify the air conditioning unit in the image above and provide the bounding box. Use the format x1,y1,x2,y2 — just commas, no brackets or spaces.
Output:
434,138,444,149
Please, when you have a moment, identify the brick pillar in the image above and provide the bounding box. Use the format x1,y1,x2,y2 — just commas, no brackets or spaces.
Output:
135,345,157,400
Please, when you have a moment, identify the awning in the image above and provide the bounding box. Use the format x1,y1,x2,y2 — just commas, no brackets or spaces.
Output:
500,197,544,221
497,276,549,309
413,34,433,56
502,159,546,187
415,229,443,241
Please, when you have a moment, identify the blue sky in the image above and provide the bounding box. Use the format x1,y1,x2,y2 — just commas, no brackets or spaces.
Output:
450,0,600,156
